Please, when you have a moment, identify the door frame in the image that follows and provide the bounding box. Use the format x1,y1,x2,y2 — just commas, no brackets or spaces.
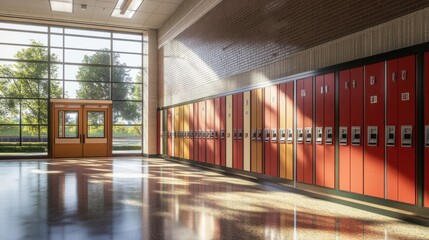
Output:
50,99,113,158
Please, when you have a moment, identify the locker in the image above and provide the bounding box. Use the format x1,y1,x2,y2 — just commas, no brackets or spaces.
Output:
251,89,263,173
364,62,385,198
315,73,335,188
198,101,206,163
193,103,199,161
279,83,287,178
157,110,161,155
174,107,180,157
243,91,251,171
220,97,227,167
206,99,215,164
167,108,173,156
179,106,184,159
233,93,243,170
296,77,313,184
264,85,278,177
189,104,194,161
214,98,221,165
386,55,416,204
162,109,168,156
339,69,351,191
226,95,233,168
425,52,429,208
183,104,190,160
285,82,294,180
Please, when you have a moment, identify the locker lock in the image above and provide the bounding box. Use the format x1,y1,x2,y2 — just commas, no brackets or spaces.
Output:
351,126,361,146
220,130,225,139
287,128,293,144
238,129,243,140
257,129,263,141
190,130,194,139
251,129,257,141
305,127,312,144
367,126,378,146
264,129,270,142
214,130,219,139
316,127,323,144
339,127,347,145
401,125,412,147
386,126,395,147
233,129,237,140
297,128,303,144
279,128,286,143
271,128,277,142
210,130,215,139
325,127,333,145
426,126,429,147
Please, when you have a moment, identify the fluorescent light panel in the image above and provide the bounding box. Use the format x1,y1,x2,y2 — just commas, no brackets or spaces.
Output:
111,0,143,19
50,0,73,13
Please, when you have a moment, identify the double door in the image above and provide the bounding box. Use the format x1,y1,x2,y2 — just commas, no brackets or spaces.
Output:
51,100,112,158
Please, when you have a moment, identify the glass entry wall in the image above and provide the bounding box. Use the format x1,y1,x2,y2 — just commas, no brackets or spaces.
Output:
0,21,145,156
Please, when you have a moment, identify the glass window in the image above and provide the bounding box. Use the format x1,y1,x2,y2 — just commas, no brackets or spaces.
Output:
0,61,49,78
113,101,142,124
50,34,63,47
65,35,111,50
50,81,63,98
112,67,141,83
0,22,47,32
50,64,63,79
113,33,142,41
65,49,110,65
0,99,20,124
0,30,47,45
51,48,63,62
0,79,49,98
112,83,142,100
64,81,110,100
113,53,141,67
87,111,105,138
65,64,110,81
0,126,20,143
112,125,142,152
113,40,141,53
58,111,79,138
50,27,63,34
0,45,48,60
65,28,110,38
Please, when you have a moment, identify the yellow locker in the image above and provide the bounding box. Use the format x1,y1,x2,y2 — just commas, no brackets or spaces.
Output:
179,106,184,159
285,82,294,180
184,104,190,160
251,89,263,173
279,83,287,178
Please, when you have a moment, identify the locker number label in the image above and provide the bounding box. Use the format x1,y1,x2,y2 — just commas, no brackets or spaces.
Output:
401,92,410,101
370,95,377,104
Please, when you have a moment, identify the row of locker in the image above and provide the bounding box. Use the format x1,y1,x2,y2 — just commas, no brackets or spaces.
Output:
158,53,429,208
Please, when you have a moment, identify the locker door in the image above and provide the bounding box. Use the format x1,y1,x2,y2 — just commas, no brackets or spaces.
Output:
167,108,173,156
179,106,184,159
296,79,305,183
193,103,199,161
157,110,161,155
350,67,364,194
214,98,221,165
199,101,206,163
226,95,233,168
425,52,429,208
324,73,335,188
285,82,294,180
189,103,194,161
303,77,314,184
279,83,287,178
220,97,226,167
315,75,325,186
387,55,416,204
174,107,179,157
184,104,190,160
270,85,279,176
251,90,258,172
339,69,351,191
243,91,251,171
233,93,243,170
264,86,279,176
163,109,168,156
251,89,264,173
206,99,215,164
364,61,385,198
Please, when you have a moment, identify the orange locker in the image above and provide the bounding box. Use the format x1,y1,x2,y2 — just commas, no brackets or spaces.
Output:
386,55,416,204
315,73,335,188
233,93,243,170
183,104,190,160
264,85,278,177
251,89,263,173
198,101,206,162
339,67,364,194
296,77,313,184
364,62,385,198
167,108,173,157
206,99,215,164
179,106,184,159
193,103,199,161
189,103,194,161
425,52,429,208
162,109,168,156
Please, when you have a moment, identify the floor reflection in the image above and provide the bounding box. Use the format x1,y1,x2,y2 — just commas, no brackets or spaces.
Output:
0,157,427,240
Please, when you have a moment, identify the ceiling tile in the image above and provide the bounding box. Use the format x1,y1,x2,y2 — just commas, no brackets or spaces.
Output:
139,0,161,13
154,2,178,15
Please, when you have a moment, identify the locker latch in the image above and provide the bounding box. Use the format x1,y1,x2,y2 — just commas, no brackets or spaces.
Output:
401,70,407,80
287,128,293,144
316,127,323,144
257,129,263,141
279,128,286,143
367,126,378,146
325,127,333,145
351,126,361,146
271,128,277,142
345,81,349,89
339,127,347,145
426,126,429,147
251,129,257,141
386,126,395,147
370,76,376,85
210,130,215,139
401,125,412,147
392,72,397,82
220,130,225,139
352,80,357,88
297,128,303,143
214,130,218,139
233,129,237,140
264,129,270,142
305,127,312,144
238,129,243,140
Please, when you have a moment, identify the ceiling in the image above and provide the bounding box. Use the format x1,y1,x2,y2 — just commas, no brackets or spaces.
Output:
0,0,184,30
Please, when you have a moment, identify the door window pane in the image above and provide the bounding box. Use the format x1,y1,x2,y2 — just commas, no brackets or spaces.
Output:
58,111,79,138
87,111,105,138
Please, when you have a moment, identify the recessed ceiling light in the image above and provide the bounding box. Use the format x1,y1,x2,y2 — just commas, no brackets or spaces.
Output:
81,4,87,10
50,0,73,13
111,0,143,19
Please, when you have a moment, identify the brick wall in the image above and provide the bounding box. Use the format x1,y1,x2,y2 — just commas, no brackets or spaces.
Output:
159,1,429,107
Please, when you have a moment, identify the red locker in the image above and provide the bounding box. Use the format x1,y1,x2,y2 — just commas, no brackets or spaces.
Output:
296,77,313,184
339,67,364,193
264,85,279,177
193,103,199,161
198,101,206,162
206,99,215,164
315,73,335,188
214,98,221,165
425,52,429,208
189,103,194,161
167,108,173,157
220,97,227,167
364,61,385,199
386,55,416,204
233,93,243,170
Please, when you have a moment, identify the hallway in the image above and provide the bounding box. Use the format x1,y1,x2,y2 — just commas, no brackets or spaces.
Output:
0,157,427,240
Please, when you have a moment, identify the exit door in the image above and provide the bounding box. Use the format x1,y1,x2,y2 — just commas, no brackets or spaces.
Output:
50,100,112,158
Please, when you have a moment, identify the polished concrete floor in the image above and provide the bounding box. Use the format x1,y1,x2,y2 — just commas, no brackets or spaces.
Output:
0,157,427,240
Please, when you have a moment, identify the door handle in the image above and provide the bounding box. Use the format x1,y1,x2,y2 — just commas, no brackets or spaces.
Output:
83,134,85,143
80,134,82,143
